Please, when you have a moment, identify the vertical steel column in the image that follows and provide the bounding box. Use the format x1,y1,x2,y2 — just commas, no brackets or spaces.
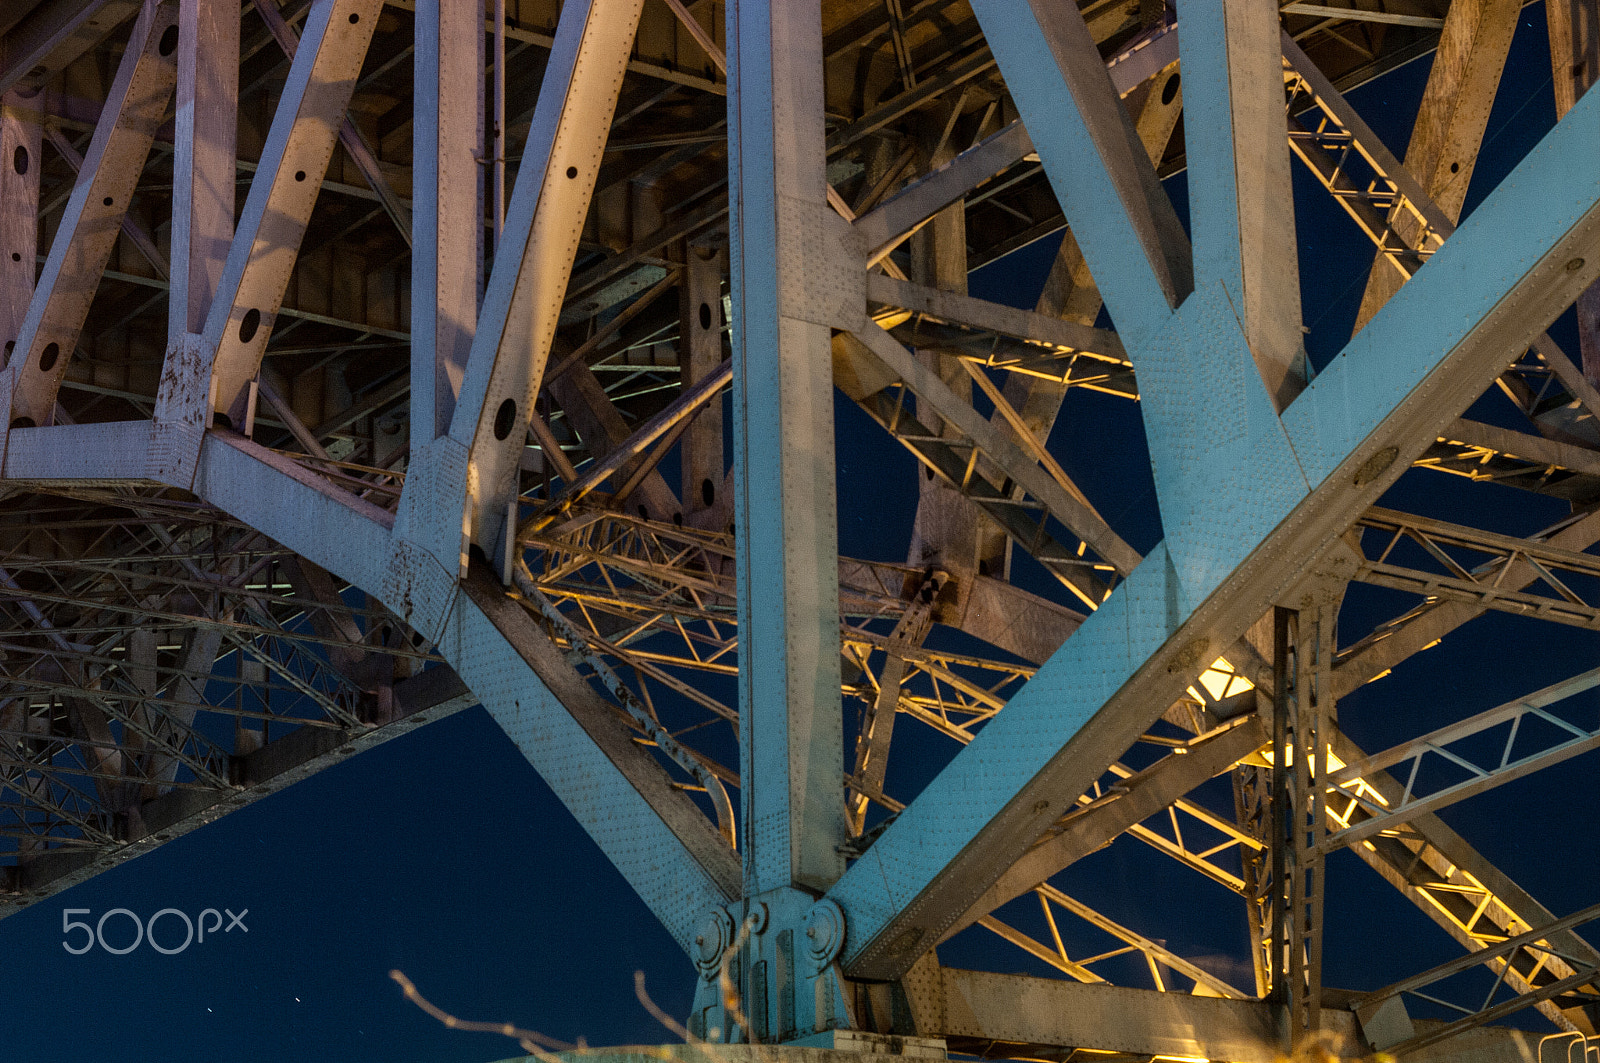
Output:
1272,600,1334,1049
0,90,40,363
168,0,238,345
1177,0,1306,410
727,0,846,894
411,0,482,441
680,243,724,523
1548,0,1600,386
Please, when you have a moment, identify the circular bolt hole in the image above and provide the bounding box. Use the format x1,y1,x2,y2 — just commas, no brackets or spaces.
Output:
158,25,179,56
237,307,261,343
9,416,34,429
565,165,578,179
699,302,712,330
102,196,113,207
1161,72,1181,105
9,253,18,262
1449,161,1460,174
348,12,360,23
1569,258,1587,273
37,341,58,372
701,477,715,507
492,397,517,440
294,169,306,182
12,145,27,176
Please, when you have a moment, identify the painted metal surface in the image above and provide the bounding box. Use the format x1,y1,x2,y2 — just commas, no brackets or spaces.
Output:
2,2,1599,1058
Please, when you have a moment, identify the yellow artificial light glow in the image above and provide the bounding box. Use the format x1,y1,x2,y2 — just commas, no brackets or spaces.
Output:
1196,656,1254,702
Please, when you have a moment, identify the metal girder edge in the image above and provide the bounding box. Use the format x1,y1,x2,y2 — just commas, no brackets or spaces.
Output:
925,966,1544,1063
449,570,740,951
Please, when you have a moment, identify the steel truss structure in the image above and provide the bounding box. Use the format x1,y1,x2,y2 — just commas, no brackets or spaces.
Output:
1,0,1599,1059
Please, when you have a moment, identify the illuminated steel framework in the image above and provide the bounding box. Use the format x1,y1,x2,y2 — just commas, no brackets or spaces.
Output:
0,0,1597,1059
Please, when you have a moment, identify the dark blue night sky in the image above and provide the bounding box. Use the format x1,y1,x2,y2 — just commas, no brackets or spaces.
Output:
2,8,1596,1061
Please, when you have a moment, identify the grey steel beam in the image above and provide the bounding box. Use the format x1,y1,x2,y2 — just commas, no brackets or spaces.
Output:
167,0,237,344
157,0,383,444
1179,0,1307,410
969,0,1190,342
408,0,478,443
826,32,1600,980
916,965,1544,1063
851,31,1177,269
399,0,645,580
0,0,178,433
249,0,411,246
864,274,1126,365
0,90,41,361
728,0,847,895
1547,0,1600,386
941,715,1266,943
1354,0,1521,333
679,244,724,524
42,124,167,281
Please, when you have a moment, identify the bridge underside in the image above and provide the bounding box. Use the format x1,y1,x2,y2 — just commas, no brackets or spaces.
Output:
1,1,1598,1060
